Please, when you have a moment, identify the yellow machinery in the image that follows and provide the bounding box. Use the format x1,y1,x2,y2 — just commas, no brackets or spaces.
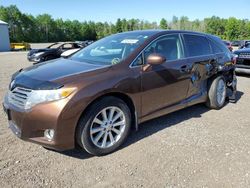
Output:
11,42,31,51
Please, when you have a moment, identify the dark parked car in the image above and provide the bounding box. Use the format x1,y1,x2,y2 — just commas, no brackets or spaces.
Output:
231,40,241,51
3,30,237,156
246,42,250,48
233,46,250,74
240,41,250,49
232,40,240,47
76,40,94,47
27,42,83,64
223,40,233,52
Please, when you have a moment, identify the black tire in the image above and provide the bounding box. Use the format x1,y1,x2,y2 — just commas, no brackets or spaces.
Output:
42,146,55,151
44,55,55,61
206,76,226,109
76,96,131,156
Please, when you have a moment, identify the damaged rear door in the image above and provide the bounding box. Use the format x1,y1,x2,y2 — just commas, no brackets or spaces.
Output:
182,34,215,99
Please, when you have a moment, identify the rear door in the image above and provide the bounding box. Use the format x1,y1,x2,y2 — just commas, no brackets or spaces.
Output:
182,34,215,99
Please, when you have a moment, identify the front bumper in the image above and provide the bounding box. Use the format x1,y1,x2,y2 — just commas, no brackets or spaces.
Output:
2,94,76,151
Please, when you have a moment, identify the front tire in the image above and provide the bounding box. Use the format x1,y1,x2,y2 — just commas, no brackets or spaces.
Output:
44,55,55,61
76,97,131,156
206,76,226,109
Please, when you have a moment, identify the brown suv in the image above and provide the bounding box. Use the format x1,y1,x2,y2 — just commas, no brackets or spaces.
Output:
3,30,237,156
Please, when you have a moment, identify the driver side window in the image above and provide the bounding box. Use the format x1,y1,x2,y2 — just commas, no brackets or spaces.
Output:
144,34,184,63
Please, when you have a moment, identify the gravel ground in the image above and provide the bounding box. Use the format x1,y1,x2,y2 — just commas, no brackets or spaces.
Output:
0,52,250,188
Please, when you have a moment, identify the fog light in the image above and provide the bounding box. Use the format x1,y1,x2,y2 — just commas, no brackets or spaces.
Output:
44,129,55,141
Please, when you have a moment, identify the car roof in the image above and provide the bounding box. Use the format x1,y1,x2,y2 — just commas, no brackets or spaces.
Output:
117,30,218,39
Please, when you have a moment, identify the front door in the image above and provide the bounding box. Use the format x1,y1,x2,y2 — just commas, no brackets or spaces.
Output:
140,34,191,117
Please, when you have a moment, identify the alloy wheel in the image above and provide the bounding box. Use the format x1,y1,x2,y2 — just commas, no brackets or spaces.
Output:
90,107,126,149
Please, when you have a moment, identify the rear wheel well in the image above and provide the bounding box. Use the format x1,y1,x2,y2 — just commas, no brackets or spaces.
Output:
207,70,234,88
207,74,221,87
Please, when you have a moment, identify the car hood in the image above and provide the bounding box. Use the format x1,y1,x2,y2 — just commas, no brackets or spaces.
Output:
29,48,56,55
12,58,110,90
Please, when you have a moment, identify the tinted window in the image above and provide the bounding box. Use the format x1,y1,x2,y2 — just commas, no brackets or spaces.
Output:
209,39,223,53
232,41,240,46
211,37,231,54
48,43,63,49
245,43,250,48
144,34,184,62
183,34,211,57
208,36,231,59
133,54,143,66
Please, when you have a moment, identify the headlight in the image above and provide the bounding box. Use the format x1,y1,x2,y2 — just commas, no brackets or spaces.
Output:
34,52,45,57
25,87,76,110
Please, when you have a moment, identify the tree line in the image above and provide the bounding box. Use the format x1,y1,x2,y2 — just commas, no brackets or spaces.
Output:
1,5,250,43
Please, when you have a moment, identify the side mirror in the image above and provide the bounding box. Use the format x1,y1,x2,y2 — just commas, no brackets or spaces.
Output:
147,53,166,65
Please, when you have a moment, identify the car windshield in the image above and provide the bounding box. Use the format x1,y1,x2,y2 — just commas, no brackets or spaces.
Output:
245,42,250,48
70,33,150,65
232,41,240,46
47,43,63,49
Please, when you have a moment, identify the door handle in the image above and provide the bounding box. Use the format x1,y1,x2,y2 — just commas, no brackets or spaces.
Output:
180,65,191,73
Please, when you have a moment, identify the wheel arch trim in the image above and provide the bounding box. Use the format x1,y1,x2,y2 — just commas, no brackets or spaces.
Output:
74,92,139,140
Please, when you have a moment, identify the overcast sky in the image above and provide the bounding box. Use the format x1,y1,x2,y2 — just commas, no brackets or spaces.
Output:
1,0,250,23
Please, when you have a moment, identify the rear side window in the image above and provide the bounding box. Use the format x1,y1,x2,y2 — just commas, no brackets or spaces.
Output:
209,36,231,55
183,34,211,57
209,40,223,54
209,39,224,54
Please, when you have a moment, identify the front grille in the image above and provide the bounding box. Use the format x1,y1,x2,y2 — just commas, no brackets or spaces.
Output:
8,87,32,109
239,52,250,59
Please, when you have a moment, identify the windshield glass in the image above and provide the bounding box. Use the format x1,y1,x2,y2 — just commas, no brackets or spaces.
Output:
48,43,63,49
232,41,240,46
245,42,250,48
70,33,150,65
